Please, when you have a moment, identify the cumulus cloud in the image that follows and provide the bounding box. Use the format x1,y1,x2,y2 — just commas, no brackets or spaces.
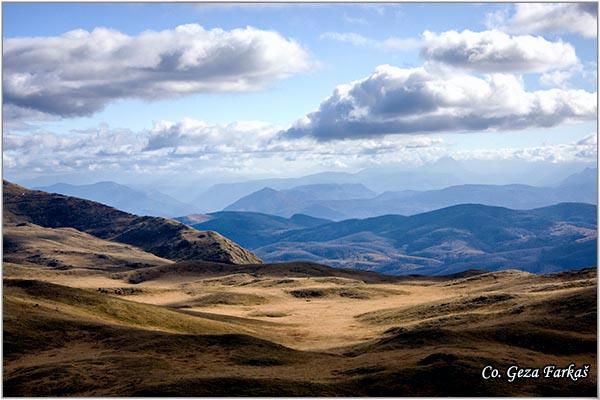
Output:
5,119,596,180
320,32,421,51
421,29,578,73
3,24,312,118
2,104,59,131
284,65,597,140
539,66,582,88
322,29,580,76
490,3,597,38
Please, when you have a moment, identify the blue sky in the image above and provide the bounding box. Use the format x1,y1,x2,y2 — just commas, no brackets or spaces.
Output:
3,2,598,185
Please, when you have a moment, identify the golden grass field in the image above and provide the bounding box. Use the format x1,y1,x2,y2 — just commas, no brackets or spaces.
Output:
3,251,597,396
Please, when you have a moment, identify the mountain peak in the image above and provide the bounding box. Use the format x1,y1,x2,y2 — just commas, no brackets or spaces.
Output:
257,187,278,193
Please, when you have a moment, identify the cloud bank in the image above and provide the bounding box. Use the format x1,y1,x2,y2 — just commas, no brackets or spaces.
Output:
3,119,449,176
5,120,596,178
4,24,312,118
284,65,596,140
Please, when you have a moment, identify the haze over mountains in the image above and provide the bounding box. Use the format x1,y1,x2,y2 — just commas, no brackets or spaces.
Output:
36,181,196,218
10,166,597,276
224,167,597,220
183,159,594,211
24,166,597,220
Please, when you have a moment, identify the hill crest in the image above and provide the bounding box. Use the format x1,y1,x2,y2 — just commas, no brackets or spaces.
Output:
3,181,261,265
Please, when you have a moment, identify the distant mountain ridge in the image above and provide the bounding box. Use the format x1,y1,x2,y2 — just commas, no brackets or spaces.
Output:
4,181,260,265
183,159,594,212
185,203,597,275
557,167,597,188
224,168,597,220
35,181,197,218
224,183,375,219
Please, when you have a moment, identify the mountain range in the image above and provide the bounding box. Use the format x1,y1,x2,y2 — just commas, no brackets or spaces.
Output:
224,168,597,220
35,181,197,218
8,172,598,276
23,166,596,221
182,159,594,211
183,202,597,275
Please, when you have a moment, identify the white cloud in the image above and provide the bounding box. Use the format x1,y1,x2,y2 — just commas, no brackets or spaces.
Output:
491,3,597,38
320,32,421,51
3,119,448,176
454,133,597,163
4,118,596,178
2,104,59,131
284,65,597,140
539,68,579,88
342,14,367,25
323,29,580,76
3,24,313,118
577,133,597,146
421,29,578,73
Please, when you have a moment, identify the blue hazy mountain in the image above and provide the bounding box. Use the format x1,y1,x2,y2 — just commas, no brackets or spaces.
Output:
185,159,594,212
184,203,597,276
557,166,597,189
224,183,376,219
189,172,362,212
35,181,197,218
224,168,597,220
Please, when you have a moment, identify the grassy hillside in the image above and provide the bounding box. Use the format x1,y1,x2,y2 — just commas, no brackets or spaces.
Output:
4,267,596,396
3,222,173,271
3,180,261,265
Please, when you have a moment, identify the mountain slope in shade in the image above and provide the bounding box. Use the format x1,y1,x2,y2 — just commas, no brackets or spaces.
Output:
177,211,331,249
3,181,261,265
186,204,597,275
36,181,197,218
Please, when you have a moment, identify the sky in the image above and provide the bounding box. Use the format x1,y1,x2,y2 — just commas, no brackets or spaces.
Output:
3,2,598,187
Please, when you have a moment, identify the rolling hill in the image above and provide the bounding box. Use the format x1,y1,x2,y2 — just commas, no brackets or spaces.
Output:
3,221,173,271
186,203,597,275
176,212,331,249
3,181,261,265
3,177,596,396
4,266,596,396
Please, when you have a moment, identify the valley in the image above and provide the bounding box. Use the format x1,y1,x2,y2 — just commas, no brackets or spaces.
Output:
4,261,596,396
5,2,598,397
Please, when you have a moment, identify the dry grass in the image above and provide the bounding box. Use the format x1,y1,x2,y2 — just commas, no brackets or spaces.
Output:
4,222,173,271
3,263,597,396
